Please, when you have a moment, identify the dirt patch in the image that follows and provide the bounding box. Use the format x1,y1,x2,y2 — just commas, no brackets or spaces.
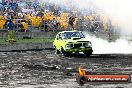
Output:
0,50,132,88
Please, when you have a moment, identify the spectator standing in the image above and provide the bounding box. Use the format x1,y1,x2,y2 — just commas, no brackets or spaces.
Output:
6,19,15,42
51,18,58,30
68,16,76,30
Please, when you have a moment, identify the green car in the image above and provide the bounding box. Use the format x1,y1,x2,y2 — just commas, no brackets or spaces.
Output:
53,30,93,56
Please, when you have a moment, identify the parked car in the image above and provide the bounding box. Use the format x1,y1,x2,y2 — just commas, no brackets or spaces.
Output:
53,30,93,56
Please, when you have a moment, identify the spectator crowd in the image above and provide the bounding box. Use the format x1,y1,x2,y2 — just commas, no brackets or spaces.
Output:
0,0,116,33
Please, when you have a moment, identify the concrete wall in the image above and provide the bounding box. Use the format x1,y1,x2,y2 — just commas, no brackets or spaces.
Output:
0,30,57,38
0,30,7,38
0,43,53,52
0,31,57,51
15,32,57,38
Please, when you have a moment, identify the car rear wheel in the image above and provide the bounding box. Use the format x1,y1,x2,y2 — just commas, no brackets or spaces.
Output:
54,46,60,54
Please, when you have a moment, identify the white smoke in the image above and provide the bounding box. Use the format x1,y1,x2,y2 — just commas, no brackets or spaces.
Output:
86,34,132,54
93,0,132,35
82,0,132,54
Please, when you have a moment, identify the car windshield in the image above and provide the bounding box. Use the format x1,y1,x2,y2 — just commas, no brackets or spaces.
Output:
62,32,85,39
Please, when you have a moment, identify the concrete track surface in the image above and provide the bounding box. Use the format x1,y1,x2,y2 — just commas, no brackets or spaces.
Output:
0,50,132,88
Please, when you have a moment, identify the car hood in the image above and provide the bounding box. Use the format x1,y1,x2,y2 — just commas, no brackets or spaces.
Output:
65,38,90,43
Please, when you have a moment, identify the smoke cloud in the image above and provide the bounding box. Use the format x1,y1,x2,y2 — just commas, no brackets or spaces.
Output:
86,34,132,54
93,0,132,35
81,0,132,54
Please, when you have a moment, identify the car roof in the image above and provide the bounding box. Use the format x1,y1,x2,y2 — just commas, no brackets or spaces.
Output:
59,30,82,34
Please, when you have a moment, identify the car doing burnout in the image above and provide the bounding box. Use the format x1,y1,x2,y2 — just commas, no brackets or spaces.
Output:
53,30,93,56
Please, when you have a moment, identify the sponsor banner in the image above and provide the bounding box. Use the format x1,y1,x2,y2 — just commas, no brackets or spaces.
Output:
78,66,131,83
85,74,131,83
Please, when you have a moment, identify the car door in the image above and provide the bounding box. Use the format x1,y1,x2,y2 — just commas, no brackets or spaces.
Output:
57,33,63,50
53,33,59,49
54,33,62,50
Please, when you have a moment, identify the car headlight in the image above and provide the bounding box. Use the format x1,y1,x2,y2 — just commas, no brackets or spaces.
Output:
66,44,71,49
86,42,92,47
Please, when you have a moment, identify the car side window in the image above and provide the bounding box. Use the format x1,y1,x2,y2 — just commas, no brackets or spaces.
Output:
61,33,67,39
58,33,62,40
56,33,62,40
56,34,59,40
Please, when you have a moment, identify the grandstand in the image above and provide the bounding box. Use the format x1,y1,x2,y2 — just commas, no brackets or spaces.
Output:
0,0,115,33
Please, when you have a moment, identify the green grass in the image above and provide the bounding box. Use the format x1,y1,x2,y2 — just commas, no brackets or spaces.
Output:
0,38,54,44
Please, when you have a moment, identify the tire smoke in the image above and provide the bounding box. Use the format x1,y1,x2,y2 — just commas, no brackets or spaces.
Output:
85,34,132,54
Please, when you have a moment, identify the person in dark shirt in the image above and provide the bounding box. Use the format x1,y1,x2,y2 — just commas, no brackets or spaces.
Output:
68,16,76,30
7,20,14,29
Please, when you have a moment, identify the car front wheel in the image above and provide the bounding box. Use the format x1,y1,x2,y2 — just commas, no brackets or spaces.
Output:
61,48,71,57
56,49,60,54
83,51,92,57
